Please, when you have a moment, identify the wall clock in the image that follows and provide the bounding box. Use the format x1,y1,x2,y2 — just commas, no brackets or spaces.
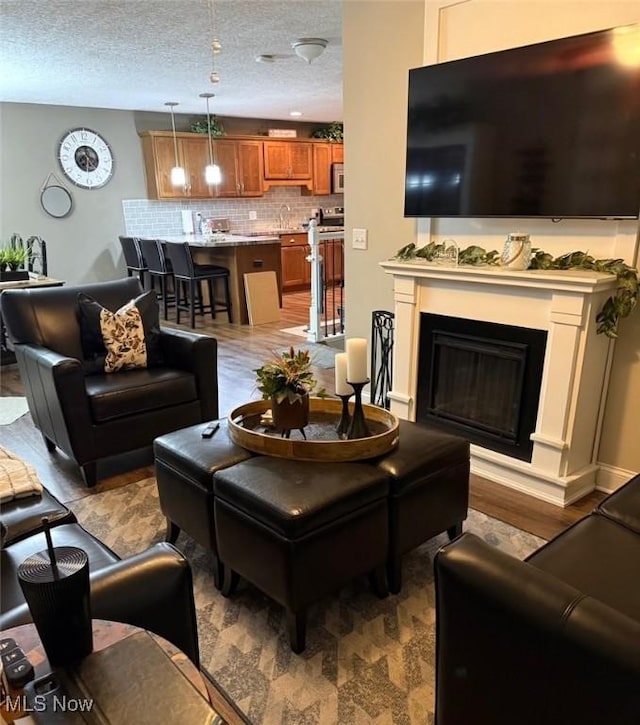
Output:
58,128,114,189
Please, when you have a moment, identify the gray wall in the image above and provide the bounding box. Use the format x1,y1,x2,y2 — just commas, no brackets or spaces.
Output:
1,103,147,283
0,102,340,284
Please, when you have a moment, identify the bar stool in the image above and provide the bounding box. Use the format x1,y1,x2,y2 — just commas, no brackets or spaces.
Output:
164,242,232,329
138,238,175,320
118,236,147,287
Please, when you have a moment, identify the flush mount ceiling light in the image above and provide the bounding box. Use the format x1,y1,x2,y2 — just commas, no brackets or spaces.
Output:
291,37,328,64
164,102,186,187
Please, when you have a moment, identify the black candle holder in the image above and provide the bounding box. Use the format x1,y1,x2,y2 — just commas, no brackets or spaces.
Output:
346,379,371,439
335,393,352,439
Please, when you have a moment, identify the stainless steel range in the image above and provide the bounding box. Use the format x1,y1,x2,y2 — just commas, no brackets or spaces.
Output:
318,207,344,229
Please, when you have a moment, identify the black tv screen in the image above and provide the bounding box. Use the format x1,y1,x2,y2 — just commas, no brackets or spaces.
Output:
404,25,640,219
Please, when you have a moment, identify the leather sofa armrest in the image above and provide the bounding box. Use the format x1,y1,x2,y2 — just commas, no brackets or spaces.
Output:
434,533,640,725
0,543,200,667
15,344,95,461
90,542,200,666
159,328,218,421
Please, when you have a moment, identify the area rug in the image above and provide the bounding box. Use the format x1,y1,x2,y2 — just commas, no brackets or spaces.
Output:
0,397,30,425
71,478,544,725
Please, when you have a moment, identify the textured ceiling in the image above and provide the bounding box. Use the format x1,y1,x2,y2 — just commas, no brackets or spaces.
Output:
0,0,343,122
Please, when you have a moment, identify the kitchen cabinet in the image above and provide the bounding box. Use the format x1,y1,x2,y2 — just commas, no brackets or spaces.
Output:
213,139,264,197
311,143,331,196
187,239,281,325
264,141,312,180
280,233,344,292
331,144,344,163
141,133,213,199
141,132,340,199
280,232,310,292
321,238,344,285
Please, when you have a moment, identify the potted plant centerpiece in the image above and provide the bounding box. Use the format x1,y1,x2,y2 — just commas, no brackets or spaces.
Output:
255,347,326,434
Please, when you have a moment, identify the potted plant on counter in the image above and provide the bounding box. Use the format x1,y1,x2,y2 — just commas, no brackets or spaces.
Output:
255,347,326,436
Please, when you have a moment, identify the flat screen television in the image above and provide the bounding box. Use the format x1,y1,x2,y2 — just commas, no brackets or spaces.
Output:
404,25,640,219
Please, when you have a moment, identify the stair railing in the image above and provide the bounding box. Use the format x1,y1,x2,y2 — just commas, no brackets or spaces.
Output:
306,220,345,343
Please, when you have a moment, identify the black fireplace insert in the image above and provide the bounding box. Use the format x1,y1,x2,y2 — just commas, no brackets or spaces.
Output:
416,314,547,461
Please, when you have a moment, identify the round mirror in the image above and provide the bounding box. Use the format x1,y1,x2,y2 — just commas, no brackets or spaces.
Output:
41,185,73,218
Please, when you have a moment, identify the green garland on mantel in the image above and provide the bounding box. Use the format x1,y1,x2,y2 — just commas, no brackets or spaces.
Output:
393,242,639,339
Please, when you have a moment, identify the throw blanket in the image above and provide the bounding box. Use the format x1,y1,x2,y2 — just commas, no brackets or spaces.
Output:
0,445,43,502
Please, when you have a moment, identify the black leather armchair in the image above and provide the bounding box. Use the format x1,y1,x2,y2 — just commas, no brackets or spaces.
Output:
433,473,640,725
1,278,218,486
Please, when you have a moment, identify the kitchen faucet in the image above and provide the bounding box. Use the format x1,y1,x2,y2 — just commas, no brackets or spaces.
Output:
278,204,291,230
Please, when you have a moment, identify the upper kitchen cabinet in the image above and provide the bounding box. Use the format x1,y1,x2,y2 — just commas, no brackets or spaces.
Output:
140,132,213,199
303,142,343,196
263,140,313,190
310,143,331,196
213,139,264,197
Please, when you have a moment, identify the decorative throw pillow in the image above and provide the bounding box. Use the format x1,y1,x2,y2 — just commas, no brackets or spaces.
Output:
77,290,164,374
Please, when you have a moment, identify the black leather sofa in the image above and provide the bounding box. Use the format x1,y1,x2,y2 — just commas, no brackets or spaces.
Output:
1,487,200,666
434,473,640,725
1,278,218,486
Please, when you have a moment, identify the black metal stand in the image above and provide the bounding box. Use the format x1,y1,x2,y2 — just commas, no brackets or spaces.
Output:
336,394,352,438
346,379,371,439
371,310,394,410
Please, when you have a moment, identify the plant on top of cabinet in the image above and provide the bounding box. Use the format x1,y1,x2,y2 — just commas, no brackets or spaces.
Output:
190,116,226,137
311,122,343,142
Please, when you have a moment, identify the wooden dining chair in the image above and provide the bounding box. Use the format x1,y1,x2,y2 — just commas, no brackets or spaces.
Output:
164,242,232,329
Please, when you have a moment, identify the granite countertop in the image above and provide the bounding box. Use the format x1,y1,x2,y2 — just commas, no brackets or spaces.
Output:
150,233,280,248
140,228,343,248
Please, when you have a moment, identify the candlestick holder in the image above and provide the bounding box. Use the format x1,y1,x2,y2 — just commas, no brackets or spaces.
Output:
346,379,371,439
335,393,352,438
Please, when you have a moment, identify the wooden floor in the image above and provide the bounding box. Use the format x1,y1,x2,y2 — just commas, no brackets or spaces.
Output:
0,289,605,540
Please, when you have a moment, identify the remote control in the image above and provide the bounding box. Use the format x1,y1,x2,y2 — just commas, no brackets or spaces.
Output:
201,421,220,438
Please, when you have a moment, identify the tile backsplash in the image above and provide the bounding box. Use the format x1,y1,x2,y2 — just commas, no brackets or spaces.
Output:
122,187,343,237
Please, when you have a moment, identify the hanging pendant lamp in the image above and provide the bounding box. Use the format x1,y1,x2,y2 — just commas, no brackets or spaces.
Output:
165,102,186,186
200,93,222,185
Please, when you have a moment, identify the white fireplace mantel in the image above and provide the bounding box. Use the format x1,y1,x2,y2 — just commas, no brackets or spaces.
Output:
380,259,618,506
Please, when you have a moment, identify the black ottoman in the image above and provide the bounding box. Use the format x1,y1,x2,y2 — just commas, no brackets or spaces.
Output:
153,420,253,588
372,420,470,593
213,457,390,653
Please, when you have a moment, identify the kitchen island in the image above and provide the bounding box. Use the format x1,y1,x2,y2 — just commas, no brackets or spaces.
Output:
142,233,281,325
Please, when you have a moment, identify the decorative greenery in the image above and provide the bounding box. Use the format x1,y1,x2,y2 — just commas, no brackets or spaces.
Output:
393,242,639,338
255,347,326,404
189,116,226,137
311,122,343,142
0,235,29,271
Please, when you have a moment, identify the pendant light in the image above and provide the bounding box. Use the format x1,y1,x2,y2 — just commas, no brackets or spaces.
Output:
165,101,186,186
200,93,222,185
208,0,222,84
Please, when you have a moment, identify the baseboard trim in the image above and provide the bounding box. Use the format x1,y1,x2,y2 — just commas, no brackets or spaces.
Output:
595,463,638,494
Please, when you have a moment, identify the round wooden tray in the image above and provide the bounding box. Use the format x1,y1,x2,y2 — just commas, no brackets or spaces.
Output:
227,397,399,462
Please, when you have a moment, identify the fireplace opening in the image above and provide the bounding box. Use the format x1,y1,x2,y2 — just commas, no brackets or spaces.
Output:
416,314,547,461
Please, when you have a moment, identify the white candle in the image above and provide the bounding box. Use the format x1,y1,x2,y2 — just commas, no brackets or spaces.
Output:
346,338,368,383
335,353,350,396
